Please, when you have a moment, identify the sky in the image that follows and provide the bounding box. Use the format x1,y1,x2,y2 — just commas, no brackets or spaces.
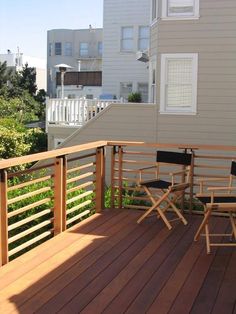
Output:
0,0,103,59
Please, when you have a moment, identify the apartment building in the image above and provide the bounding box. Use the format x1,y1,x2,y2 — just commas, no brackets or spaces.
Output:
47,28,103,98
0,50,46,90
102,0,150,102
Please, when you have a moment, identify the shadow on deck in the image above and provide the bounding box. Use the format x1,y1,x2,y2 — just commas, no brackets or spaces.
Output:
0,209,235,313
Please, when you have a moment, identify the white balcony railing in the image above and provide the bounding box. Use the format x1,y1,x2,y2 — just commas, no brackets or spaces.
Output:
46,98,122,128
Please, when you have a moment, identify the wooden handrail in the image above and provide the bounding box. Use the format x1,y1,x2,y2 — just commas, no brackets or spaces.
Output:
0,141,107,170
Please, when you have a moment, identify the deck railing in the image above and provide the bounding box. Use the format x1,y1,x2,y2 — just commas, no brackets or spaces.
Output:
46,98,122,128
1,140,236,266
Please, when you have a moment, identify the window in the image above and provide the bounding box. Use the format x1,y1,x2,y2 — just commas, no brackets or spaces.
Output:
152,0,157,21
120,82,133,100
121,27,134,52
65,42,72,56
98,42,103,56
49,43,53,56
55,42,62,55
162,0,199,19
80,42,88,57
138,26,149,51
160,53,198,114
137,83,149,102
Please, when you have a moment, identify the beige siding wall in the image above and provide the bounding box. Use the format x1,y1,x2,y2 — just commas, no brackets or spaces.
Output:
152,0,236,146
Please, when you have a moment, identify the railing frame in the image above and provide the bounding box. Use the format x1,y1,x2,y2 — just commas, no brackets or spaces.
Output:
1,140,236,266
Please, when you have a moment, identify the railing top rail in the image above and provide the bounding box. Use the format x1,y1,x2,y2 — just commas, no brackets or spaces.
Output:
1,140,236,171
0,141,107,170
107,141,236,152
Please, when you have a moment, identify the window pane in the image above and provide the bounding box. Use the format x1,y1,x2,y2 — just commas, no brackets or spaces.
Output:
55,42,62,55
98,42,103,55
121,27,133,51
138,26,149,51
65,42,72,56
168,0,194,16
120,82,132,100
80,42,88,56
138,83,148,102
152,0,157,20
166,59,193,107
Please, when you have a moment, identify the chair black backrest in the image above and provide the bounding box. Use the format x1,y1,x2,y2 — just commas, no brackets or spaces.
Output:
231,161,236,176
156,150,192,166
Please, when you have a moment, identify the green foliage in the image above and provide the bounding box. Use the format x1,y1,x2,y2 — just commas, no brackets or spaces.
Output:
128,92,142,103
17,63,37,96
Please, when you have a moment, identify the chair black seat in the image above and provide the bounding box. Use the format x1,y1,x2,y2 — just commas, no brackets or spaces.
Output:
197,196,236,205
140,180,172,189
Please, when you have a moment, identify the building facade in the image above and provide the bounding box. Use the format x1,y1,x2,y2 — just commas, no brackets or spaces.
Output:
47,28,103,98
102,0,151,102
0,51,46,90
150,0,236,145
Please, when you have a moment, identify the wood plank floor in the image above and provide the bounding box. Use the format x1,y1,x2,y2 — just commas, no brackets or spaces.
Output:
0,209,235,314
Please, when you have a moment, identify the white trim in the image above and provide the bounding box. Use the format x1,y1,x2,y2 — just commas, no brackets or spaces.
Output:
160,53,198,115
162,0,200,20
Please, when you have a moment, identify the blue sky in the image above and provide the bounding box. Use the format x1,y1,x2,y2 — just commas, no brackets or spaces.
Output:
0,0,103,59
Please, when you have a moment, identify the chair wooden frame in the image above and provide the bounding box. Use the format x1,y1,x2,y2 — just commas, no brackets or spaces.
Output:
194,161,236,254
137,151,193,230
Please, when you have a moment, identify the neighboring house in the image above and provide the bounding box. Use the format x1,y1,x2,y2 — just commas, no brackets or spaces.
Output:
47,28,103,98
150,0,236,145
102,0,150,102
0,50,46,90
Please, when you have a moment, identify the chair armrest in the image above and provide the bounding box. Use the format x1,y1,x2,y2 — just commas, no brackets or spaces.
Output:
169,169,189,176
207,186,236,191
139,165,157,171
197,177,228,183
138,165,157,184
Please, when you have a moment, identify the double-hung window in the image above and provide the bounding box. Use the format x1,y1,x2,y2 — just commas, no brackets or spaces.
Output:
65,42,72,56
55,42,62,55
160,53,198,114
162,0,199,19
151,0,158,22
121,27,134,52
138,26,149,51
80,42,88,57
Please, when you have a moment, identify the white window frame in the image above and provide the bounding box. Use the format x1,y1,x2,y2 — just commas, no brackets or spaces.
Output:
162,0,199,20
120,27,134,52
151,0,158,24
160,53,198,115
80,42,89,57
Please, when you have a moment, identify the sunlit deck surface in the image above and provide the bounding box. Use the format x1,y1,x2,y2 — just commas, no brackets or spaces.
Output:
0,209,235,314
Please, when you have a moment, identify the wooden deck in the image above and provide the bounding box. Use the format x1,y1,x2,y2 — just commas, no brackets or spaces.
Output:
0,209,235,314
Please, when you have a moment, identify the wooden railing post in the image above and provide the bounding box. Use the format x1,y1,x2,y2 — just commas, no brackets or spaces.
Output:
54,156,67,235
189,149,195,214
118,146,123,209
110,146,116,209
96,147,105,213
0,170,8,265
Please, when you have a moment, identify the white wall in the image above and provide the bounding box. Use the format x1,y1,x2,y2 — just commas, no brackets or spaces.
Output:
56,86,102,99
102,0,150,100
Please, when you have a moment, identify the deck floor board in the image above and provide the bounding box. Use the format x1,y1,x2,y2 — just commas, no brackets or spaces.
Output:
0,209,235,314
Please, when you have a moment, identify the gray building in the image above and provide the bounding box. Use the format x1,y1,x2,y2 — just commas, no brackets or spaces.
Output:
47,28,103,97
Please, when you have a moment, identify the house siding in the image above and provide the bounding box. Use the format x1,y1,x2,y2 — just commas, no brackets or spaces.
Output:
153,0,236,146
102,0,150,99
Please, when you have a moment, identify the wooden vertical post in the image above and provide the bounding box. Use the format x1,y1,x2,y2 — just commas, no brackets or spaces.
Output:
110,146,116,209
54,156,67,235
0,170,8,266
118,146,123,209
189,149,195,214
96,147,105,213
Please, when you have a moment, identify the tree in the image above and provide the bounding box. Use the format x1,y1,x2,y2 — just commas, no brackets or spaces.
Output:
18,63,37,96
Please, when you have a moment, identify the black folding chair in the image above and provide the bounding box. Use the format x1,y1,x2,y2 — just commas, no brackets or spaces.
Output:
137,150,193,229
194,161,236,253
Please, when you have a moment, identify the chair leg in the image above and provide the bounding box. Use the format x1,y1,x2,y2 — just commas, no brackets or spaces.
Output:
229,213,236,240
137,190,172,230
194,207,212,241
167,198,188,225
205,223,211,254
